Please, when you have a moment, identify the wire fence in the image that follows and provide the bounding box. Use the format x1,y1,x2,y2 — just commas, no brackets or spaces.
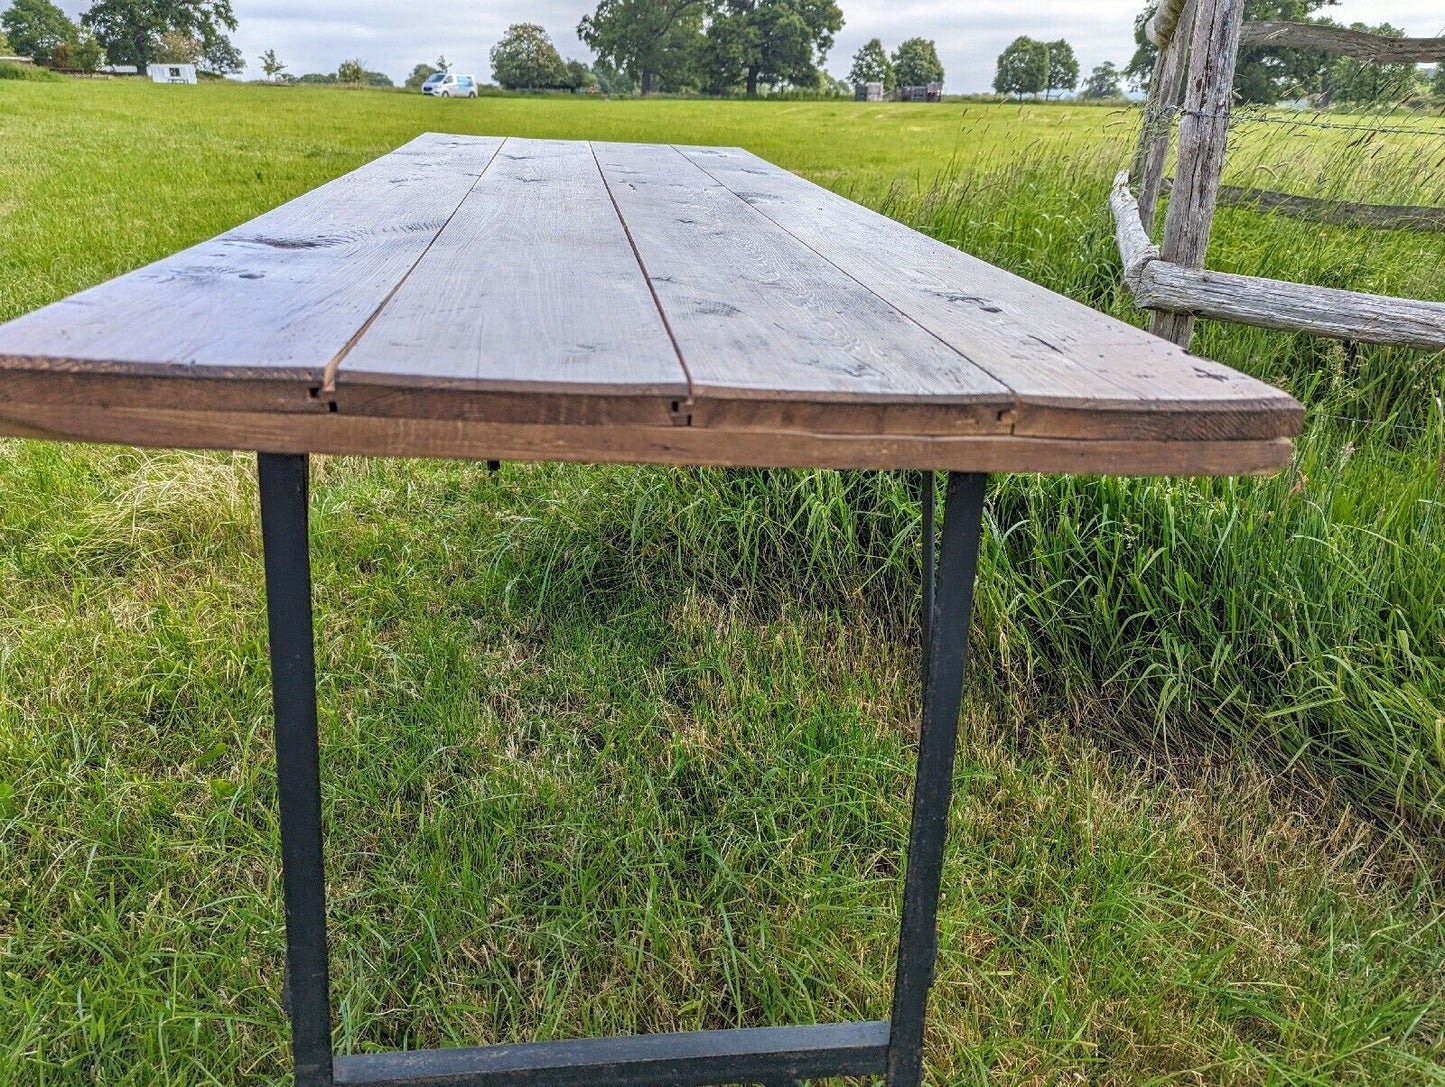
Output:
1155,103,1445,140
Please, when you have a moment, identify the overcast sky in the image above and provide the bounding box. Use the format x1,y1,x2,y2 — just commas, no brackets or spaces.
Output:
57,0,1445,90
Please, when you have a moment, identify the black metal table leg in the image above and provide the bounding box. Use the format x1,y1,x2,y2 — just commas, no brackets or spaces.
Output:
887,472,986,1087
254,458,982,1087
918,469,936,693
260,452,335,1087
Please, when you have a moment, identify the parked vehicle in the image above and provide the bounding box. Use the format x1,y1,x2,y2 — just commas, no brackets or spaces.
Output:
421,73,478,98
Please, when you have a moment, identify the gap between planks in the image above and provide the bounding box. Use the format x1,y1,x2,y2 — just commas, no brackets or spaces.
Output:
317,136,505,396
669,143,1011,406
589,140,697,410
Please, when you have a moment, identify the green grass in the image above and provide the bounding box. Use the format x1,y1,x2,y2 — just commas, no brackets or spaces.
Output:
0,62,63,81
2,79,1444,1084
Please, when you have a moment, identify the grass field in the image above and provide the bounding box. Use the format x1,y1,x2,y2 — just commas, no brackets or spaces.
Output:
2,79,1444,1084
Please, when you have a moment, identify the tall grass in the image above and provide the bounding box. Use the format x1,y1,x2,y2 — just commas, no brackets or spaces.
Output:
848,142,1445,841
2,84,1445,1083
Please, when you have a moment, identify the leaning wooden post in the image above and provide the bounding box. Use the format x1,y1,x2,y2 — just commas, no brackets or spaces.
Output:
1133,0,1197,232
1152,0,1245,348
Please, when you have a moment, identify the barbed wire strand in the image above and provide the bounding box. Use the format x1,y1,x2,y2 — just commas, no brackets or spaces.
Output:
1156,103,1445,139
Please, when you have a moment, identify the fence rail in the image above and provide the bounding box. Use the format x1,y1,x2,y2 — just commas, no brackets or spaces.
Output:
1110,173,1445,351
1146,0,1193,47
1159,178,1445,232
1119,0,1445,351
1239,21,1445,63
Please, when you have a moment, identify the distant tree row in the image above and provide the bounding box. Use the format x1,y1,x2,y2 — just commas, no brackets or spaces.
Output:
846,37,944,91
993,36,1079,99
1,0,242,73
490,23,596,91
577,0,843,96
1127,1,1438,106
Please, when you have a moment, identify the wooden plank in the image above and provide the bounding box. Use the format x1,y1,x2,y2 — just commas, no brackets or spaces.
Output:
1111,171,1161,291
589,142,1013,431
1240,21,1445,63
334,138,687,402
0,132,499,405
1161,178,1445,233
1134,0,1196,231
1152,0,1246,348
1133,261,1445,351
678,145,1301,442
1146,0,1192,46
0,400,1296,477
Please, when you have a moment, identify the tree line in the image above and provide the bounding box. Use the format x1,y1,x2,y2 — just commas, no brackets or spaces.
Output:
575,0,845,96
1127,0,1443,106
991,37,1128,101
1,0,241,74
989,2,1441,106
846,37,944,91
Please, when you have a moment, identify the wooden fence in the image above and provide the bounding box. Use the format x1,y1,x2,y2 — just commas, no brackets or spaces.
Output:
1113,0,1445,352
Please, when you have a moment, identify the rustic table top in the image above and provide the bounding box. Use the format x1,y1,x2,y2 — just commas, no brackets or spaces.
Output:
0,134,1301,474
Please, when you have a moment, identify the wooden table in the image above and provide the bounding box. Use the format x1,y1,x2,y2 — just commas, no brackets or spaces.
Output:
0,135,1301,1087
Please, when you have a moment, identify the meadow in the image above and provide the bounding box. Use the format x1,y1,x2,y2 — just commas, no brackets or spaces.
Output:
1,79,1443,1084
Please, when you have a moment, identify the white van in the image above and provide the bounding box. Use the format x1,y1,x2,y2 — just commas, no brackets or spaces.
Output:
421,73,478,98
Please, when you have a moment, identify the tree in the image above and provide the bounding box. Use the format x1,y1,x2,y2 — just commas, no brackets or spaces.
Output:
260,47,286,81
201,33,241,74
892,36,942,87
490,23,567,89
1126,0,1336,103
72,28,103,71
700,0,843,97
336,57,365,84
564,58,597,91
82,0,237,70
1081,60,1122,99
435,54,450,73
1323,23,1415,105
1044,38,1078,98
405,61,439,88
154,28,199,62
1,0,76,65
591,58,636,94
847,37,893,90
578,0,703,95
993,36,1047,98
0,30,10,54
362,68,392,87
1434,64,1445,99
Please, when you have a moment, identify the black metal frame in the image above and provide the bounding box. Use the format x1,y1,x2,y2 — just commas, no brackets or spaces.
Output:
257,453,986,1087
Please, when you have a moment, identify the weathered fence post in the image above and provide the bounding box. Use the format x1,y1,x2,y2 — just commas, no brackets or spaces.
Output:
1133,0,1196,232
1152,0,1245,348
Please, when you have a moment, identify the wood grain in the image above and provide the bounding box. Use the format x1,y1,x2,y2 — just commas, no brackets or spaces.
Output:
1240,21,1445,62
1134,0,1196,232
0,133,499,406
0,401,1296,477
591,142,1012,409
336,137,687,400
1161,178,1445,234
1113,171,1445,350
1135,262,1445,351
1152,0,1246,348
0,134,1304,473
1111,172,1161,291
679,144,1301,442
1146,0,1192,46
